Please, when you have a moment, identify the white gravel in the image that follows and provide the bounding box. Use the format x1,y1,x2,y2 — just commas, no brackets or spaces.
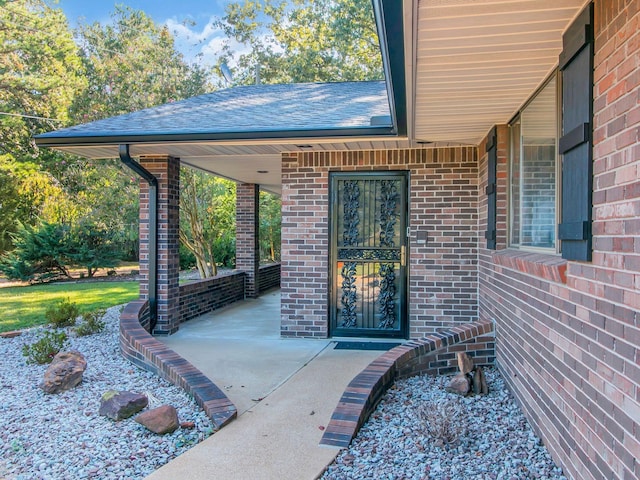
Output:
0,306,214,480
322,368,567,480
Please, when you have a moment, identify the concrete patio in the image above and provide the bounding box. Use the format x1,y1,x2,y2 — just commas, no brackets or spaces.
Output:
151,289,382,480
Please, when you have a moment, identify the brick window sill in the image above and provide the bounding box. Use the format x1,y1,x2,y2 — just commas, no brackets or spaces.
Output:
492,249,568,284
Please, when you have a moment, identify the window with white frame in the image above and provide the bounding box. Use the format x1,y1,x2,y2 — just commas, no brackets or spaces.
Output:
509,74,559,251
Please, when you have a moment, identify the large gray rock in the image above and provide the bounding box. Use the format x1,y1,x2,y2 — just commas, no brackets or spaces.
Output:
445,373,471,396
99,390,148,421
135,405,179,434
40,351,87,394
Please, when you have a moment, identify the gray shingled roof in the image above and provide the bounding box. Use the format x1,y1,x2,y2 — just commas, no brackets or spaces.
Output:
36,81,391,142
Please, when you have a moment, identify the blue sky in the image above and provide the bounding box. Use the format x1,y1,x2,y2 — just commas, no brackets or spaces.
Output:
56,0,238,67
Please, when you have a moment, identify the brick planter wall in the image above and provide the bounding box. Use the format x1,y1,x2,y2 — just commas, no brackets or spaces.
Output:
258,263,281,293
119,300,237,429
320,320,494,448
478,2,640,479
178,271,246,323
281,147,479,338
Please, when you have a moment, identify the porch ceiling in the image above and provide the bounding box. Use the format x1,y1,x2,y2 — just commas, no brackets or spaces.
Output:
408,0,589,145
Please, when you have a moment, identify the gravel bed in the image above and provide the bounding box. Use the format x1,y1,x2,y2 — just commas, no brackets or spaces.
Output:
0,306,214,480
322,368,567,480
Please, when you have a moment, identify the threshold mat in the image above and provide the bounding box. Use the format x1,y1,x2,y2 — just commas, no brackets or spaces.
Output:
334,341,402,351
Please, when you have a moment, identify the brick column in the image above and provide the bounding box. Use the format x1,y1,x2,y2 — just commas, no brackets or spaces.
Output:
139,156,180,335
236,183,260,298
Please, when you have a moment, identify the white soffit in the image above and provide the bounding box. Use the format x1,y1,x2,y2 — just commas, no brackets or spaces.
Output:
413,0,588,145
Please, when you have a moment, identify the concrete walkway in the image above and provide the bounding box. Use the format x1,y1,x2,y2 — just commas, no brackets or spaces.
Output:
150,290,380,480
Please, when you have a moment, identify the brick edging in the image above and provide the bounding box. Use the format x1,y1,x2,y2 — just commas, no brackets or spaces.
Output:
119,300,237,429
320,320,494,448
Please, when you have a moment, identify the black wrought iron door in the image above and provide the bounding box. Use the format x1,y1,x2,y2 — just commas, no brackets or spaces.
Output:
330,172,408,338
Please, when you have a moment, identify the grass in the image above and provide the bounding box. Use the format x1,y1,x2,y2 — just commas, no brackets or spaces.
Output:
0,281,139,333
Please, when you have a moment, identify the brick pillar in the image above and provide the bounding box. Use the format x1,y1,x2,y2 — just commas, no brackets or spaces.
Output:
236,183,260,298
139,156,180,335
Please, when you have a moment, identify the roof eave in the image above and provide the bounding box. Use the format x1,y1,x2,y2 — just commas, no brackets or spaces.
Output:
34,125,398,148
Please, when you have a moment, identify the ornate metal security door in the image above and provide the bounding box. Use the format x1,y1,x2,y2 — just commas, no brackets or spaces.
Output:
330,172,408,338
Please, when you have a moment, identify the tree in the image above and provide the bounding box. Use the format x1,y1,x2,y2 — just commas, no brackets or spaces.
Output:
217,0,383,85
67,7,215,266
180,169,236,278
0,222,71,282
67,222,121,278
0,0,86,252
260,191,281,262
0,0,86,156
73,6,210,122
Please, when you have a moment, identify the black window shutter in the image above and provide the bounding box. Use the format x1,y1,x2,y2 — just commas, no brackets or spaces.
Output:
485,126,497,250
558,3,593,261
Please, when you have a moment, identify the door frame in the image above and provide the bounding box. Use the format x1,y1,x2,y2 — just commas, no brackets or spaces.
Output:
328,170,409,339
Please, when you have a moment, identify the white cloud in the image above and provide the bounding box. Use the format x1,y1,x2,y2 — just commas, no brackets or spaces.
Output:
164,17,228,67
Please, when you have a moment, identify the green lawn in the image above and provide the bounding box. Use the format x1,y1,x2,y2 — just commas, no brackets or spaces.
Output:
0,281,139,333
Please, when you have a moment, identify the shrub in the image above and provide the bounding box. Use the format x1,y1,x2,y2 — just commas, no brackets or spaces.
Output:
414,398,467,447
22,331,68,364
45,298,80,328
74,309,106,336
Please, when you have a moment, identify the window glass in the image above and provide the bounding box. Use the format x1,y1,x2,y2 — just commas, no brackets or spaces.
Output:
509,76,557,250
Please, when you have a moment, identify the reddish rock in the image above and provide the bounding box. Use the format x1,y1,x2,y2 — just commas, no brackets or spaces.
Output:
40,351,87,394
445,373,471,396
135,405,179,434
180,421,196,429
0,331,22,339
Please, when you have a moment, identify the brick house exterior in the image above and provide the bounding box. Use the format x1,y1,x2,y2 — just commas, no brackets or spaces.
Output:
36,0,639,478
477,3,640,479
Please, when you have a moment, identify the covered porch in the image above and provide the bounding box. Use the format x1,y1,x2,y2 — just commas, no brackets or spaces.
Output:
34,1,640,479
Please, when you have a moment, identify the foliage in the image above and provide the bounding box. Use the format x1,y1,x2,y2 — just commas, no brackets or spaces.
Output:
45,298,80,328
0,281,138,333
0,156,69,253
0,0,86,156
414,399,468,447
67,222,121,277
22,330,69,365
74,309,106,336
0,221,122,282
73,6,211,122
180,170,236,277
217,0,383,85
0,222,71,282
260,191,281,262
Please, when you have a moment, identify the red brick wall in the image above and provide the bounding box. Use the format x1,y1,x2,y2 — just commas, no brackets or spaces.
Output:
281,147,479,338
178,271,246,323
236,183,260,298
479,2,640,479
139,156,180,335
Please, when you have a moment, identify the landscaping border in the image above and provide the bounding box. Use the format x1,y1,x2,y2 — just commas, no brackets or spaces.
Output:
320,319,494,448
119,300,237,429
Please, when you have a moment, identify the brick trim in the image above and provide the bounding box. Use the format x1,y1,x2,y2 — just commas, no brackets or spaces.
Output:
320,320,494,448
119,300,237,429
492,249,568,284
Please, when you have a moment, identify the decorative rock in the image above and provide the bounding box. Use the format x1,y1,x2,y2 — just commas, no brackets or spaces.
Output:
180,421,195,429
456,352,474,375
135,405,179,434
0,330,22,339
99,390,148,421
477,366,489,395
445,373,471,396
40,351,87,394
